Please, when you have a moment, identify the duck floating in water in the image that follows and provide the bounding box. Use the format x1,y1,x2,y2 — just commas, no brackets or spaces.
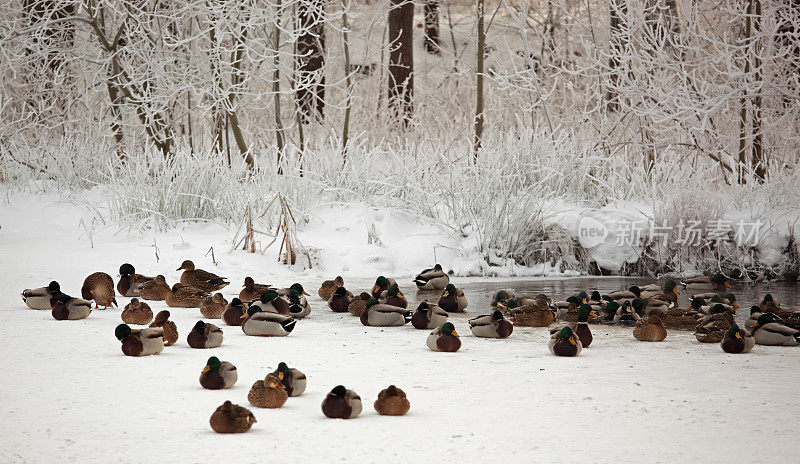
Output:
682,273,730,293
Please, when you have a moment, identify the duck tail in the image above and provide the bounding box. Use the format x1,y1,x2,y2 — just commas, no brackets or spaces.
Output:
403,311,412,324
281,318,297,333
601,295,613,302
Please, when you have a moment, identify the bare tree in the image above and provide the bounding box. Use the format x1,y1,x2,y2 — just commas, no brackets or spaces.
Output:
296,0,326,122
387,0,414,124
423,0,440,54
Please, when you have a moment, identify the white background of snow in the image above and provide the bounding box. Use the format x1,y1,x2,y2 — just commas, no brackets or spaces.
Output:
1,191,799,463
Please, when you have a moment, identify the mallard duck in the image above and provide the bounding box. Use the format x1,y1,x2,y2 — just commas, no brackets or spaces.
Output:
602,286,641,302
165,283,209,308
602,301,619,323
328,286,354,312
117,263,154,298
276,283,309,298
721,324,755,353
200,293,228,319
661,297,705,330
411,302,449,330
177,260,229,292
374,385,410,416
248,374,288,408
210,401,255,433
380,285,408,309
573,304,597,347
647,280,679,308
757,294,799,323
115,324,164,356
491,290,516,308
643,297,670,315
638,283,664,299
322,385,362,419
426,322,461,352
548,326,582,357
437,284,467,313
22,281,64,310
700,294,736,314
413,264,449,290
81,272,117,309
139,275,170,301
318,276,344,301
506,299,554,327
286,288,311,318
348,292,371,316
52,294,92,320
249,290,290,315
239,276,272,303
200,356,238,389
222,298,248,326
682,273,730,292
613,301,641,325
371,276,398,299
553,296,582,321
759,293,781,313
750,313,800,346
121,298,153,325
187,320,223,348
694,306,735,343
469,310,513,339
360,299,411,327
272,362,306,397
633,310,667,342
149,310,178,345
241,306,297,336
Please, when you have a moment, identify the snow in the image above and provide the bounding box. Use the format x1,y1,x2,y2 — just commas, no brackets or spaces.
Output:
2,190,800,463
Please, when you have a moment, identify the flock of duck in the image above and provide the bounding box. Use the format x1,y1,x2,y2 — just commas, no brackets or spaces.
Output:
20,262,800,433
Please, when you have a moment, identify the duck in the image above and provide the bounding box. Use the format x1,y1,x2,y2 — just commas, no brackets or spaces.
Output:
586,291,605,312
757,294,799,323
139,275,170,301
694,305,735,343
469,310,513,339
750,313,800,346
121,298,153,325
322,385,362,419
413,264,449,290
613,301,641,325
115,324,164,356
661,297,705,330
239,276,272,303
506,298,554,327
286,288,312,318
647,280,679,308
602,286,641,302
602,301,620,323
248,373,288,408
318,276,344,301
249,290,290,315
411,301,449,330
553,296,582,321
633,310,668,342
149,310,178,345
548,326,582,357
573,304,597,347
426,322,461,352
328,286,354,312
187,320,223,348
638,283,664,299
348,292,371,316
437,284,468,313
277,283,309,299
209,401,256,433
759,293,781,313
379,284,408,309
241,306,297,336
22,281,64,310
721,324,755,353
200,293,228,319
51,294,92,320
374,385,410,416
222,298,248,326
200,356,238,390
177,260,229,292
81,272,117,309
371,276,398,299
360,299,411,326
272,362,306,397
682,273,730,292
700,294,737,314
165,283,209,308
491,290,516,308
116,263,154,298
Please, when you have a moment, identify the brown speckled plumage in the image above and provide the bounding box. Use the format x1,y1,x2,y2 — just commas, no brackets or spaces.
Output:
81,272,117,308
318,276,344,301
200,293,228,318
121,298,153,325
139,275,171,301
149,310,178,345
248,374,288,408
177,260,229,292
209,401,255,433
374,385,410,416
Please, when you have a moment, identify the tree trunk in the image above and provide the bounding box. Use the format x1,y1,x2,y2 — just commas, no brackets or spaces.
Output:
751,0,765,182
606,0,627,113
23,0,75,75
424,0,440,55
473,0,485,160
296,0,326,123
387,0,414,125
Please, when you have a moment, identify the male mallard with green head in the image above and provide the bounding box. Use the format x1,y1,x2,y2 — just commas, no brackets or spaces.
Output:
548,326,582,356
322,385,362,419
250,290,290,315
374,385,410,416
426,322,461,352
413,264,449,290
371,276,398,299
411,301,449,330
115,324,164,356
52,294,92,320
272,362,306,397
380,284,408,309
613,301,641,325
469,310,513,339
22,281,64,310
241,306,297,336
82,272,117,309
721,324,754,353
286,288,311,318
750,313,800,346
200,356,238,390
117,263,154,298
187,320,223,348
176,260,229,292
437,283,468,313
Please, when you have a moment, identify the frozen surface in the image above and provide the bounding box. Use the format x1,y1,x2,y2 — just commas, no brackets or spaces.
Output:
1,192,799,463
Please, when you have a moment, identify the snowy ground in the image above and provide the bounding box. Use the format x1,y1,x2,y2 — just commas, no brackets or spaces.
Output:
2,192,800,463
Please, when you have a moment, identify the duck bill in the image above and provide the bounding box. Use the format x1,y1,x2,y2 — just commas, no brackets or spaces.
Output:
202,366,210,373
725,282,731,288
673,288,679,294
240,313,249,319
568,336,576,346
303,291,309,295
452,331,459,337
372,285,379,294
